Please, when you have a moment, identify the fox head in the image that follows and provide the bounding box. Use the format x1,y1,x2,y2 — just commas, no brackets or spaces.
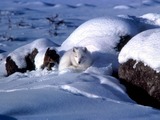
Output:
72,47,87,64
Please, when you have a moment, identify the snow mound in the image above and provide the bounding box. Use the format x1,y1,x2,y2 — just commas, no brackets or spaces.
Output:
119,28,160,72
58,16,141,72
60,16,140,52
113,5,133,10
1,68,160,120
141,13,160,26
18,1,55,7
8,38,57,69
53,4,63,8
75,3,96,7
142,0,160,6
0,70,130,102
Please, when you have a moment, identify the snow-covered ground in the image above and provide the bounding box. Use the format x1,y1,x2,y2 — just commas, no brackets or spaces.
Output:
0,0,160,120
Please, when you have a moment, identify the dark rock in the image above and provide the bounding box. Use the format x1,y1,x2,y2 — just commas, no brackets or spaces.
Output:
41,48,60,70
6,56,19,76
115,35,132,52
5,47,60,76
5,48,38,76
118,59,160,108
25,48,38,71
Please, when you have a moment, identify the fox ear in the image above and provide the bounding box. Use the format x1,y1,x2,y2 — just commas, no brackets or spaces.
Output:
73,47,77,52
46,48,50,55
73,48,75,52
46,48,50,52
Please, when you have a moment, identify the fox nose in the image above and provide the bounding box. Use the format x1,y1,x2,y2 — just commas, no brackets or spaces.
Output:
78,60,81,64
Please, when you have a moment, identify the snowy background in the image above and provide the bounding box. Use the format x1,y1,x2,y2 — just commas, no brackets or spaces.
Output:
0,0,160,120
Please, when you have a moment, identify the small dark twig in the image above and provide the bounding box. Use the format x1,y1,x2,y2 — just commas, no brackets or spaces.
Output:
46,14,65,36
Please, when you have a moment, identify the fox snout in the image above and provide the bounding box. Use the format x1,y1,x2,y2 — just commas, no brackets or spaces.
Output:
78,58,84,64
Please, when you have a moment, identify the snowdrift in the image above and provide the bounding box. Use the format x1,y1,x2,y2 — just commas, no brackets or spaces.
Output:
60,16,140,52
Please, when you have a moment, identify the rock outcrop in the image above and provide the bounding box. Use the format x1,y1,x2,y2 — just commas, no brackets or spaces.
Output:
6,48,38,76
5,38,60,76
41,48,60,70
119,59,160,108
118,28,160,108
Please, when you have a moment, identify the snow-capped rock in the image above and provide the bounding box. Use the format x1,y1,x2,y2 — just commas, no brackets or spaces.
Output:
60,16,140,53
5,38,59,76
119,28,160,72
118,28,160,105
141,13,160,26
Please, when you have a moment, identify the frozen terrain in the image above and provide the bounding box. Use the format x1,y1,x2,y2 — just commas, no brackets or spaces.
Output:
0,0,160,120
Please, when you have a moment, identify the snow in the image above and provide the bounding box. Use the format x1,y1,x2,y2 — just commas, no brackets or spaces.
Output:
142,0,160,6
34,48,46,70
60,16,140,52
141,13,160,26
119,28,160,72
113,5,133,10
1,70,160,120
0,0,160,120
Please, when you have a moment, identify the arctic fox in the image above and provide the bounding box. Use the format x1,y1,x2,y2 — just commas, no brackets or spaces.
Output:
58,47,93,72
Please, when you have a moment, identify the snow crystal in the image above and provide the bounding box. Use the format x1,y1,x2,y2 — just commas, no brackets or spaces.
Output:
119,28,160,72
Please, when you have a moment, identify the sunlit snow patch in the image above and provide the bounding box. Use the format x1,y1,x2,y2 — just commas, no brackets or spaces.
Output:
113,5,133,10
141,13,160,26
